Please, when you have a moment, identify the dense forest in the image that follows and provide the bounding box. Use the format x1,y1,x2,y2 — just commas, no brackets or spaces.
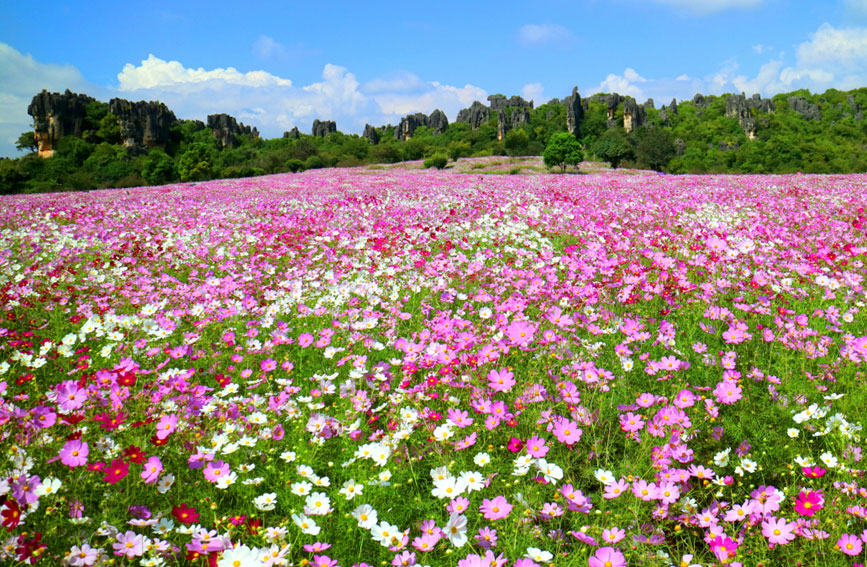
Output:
2,86,866,194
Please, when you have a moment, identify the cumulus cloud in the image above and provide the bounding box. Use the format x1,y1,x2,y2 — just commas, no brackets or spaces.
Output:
118,55,293,90
0,43,107,158
651,0,766,15
521,83,544,104
517,24,573,47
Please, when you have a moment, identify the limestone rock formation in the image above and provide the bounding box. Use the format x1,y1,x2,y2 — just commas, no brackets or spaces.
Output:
845,95,863,121
312,119,337,137
283,127,301,139
362,124,380,144
605,94,623,120
182,119,205,132
787,96,821,121
747,93,775,114
108,98,177,150
564,86,584,135
674,138,685,156
692,94,710,110
643,99,655,111
622,97,646,134
27,89,95,157
395,113,428,140
668,98,678,115
725,94,757,139
456,101,490,129
207,114,257,148
428,109,449,135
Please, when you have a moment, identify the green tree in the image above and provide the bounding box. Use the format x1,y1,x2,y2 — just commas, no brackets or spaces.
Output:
543,132,584,173
593,130,633,169
142,149,177,185
16,132,37,153
504,129,530,156
178,142,216,182
423,153,448,169
0,159,26,193
97,113,122,145
447,141,472,161
635,127,676,171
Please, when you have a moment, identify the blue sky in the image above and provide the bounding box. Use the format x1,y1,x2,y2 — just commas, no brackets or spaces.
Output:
2,0,867,157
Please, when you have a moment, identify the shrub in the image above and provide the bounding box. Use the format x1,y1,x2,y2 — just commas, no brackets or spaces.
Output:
423,153,448,170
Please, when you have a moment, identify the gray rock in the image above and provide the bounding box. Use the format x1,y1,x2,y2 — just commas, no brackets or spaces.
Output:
546,98,561,106
395,113,428,140
643,99,655,110
312,119,337,137
487,94,507,111
692,94,709,109
456,101,491,129
725,93,757,138
207,114,256,148
362,124,380,144
747,93,775,113
428,109,449,135
283,127,301,139
564,86,584,135
27,89,95,157
623,97,645,133
718,141,739,152
668,98,678,115
787,96,822,121
108,98,177,151
605,93,623,120
674,138,685,156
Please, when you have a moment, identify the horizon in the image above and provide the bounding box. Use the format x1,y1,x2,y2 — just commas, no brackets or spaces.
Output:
2,0,867,158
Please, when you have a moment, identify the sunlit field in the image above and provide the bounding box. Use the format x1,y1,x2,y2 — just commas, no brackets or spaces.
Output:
1,165,866,567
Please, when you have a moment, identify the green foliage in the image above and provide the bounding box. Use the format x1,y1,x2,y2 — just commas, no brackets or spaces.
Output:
635,127,676,171
284,159,306,173
0,159,26,193
304,155,326,170
423,153,448,169
83,143,135,184
15,132,37,153
504,129,530,156
142,149,177,185
543,132,584,173
178,142,216,182
97,113,122,145
447,141,472,162
56,137,94,167
593,129,633,169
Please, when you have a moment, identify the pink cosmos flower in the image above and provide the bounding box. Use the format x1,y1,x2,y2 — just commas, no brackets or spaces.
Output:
155,413,178,440
505,320,536,347
260,358,277,372
507,437,524,453
141,456,163,484
601,527,625,544
589,547,626,567
112,530,145,558
619,412,644,433
603,478,629,499
203,460,230,483
552,419,582,446
713,380,742,405
525,435,549,458
298,333,314,348
56,380,87,411
59,439,89,468
487,368,515,393
794,490,823,517
761,516,796,546
709,535,738,563
479,496,512,520
838,533,863,556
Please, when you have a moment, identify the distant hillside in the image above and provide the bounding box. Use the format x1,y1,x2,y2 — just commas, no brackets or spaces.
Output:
2,85,866,193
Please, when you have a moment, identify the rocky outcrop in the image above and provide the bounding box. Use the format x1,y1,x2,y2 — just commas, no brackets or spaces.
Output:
362,124,380,144
725,94,757,139
747,93,775,114
108,99,177,150
659,98,677,126
395,113,428,140
312,119,337,137
845,95,863,121
564,86,583,135
428,109,449,135
674,138,685,156
283,127,301,139
491,96,533,140
605,94,623,121
644,99,655,111
488,94,533,112
456,101,490,129
692,94,710,109
623,97,645,134
668,98,678,115
27,89,95,158
787,96,821,121
207,114,258,148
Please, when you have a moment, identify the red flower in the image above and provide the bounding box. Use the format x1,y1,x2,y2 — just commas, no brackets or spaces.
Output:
123,445,146,464
103,458,129,485
1,499,21,531
507,437,524,453
172,503,201,525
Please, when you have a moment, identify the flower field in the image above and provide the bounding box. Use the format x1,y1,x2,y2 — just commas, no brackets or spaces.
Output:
1,166,866,567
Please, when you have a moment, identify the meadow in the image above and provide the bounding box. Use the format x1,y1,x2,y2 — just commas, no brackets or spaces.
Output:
0,163,866,567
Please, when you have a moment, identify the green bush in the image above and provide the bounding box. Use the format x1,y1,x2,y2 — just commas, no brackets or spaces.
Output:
304,155,326,170
285,159,306,173
423,153,448,169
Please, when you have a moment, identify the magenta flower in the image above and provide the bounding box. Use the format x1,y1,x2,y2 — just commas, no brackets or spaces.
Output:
155,413,178,440
525,435,549,458
141,456,163,484
709,535,738,563
601,527,625,544
505,320,536,347
552,418,582,446
203,460,230,483
479,496,512,520
794,490,823,517
112,530,145,558
59,438,89,468
838,533,863,556
260,358,277,372
487,367,516,393
298,332,314,347
713,379,742,405
589,547,626,567
507,437,524,453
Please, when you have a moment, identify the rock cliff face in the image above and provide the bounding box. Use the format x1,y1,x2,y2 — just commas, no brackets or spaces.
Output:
207,114,258,148
396,113,429,140
747,93,775,114
312,119,337,137
283,127,301,139
693,94,710,110
456,101,490,129
787,96,822,121
27,89,95,157
428,109,449,135
362,124,380,144
564,86,583,135
725,94,758,139
108,99,177,150
622,97,645,134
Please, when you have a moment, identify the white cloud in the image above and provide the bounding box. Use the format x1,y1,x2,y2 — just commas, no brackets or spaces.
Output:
593,68,649,100
252,35,287,59
845,0,867,16
0,43,106,158
521,83,544,104
517,24,573,47
361,71,427,94
117,54,293,90
651,0,766,15
372,82,487,118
